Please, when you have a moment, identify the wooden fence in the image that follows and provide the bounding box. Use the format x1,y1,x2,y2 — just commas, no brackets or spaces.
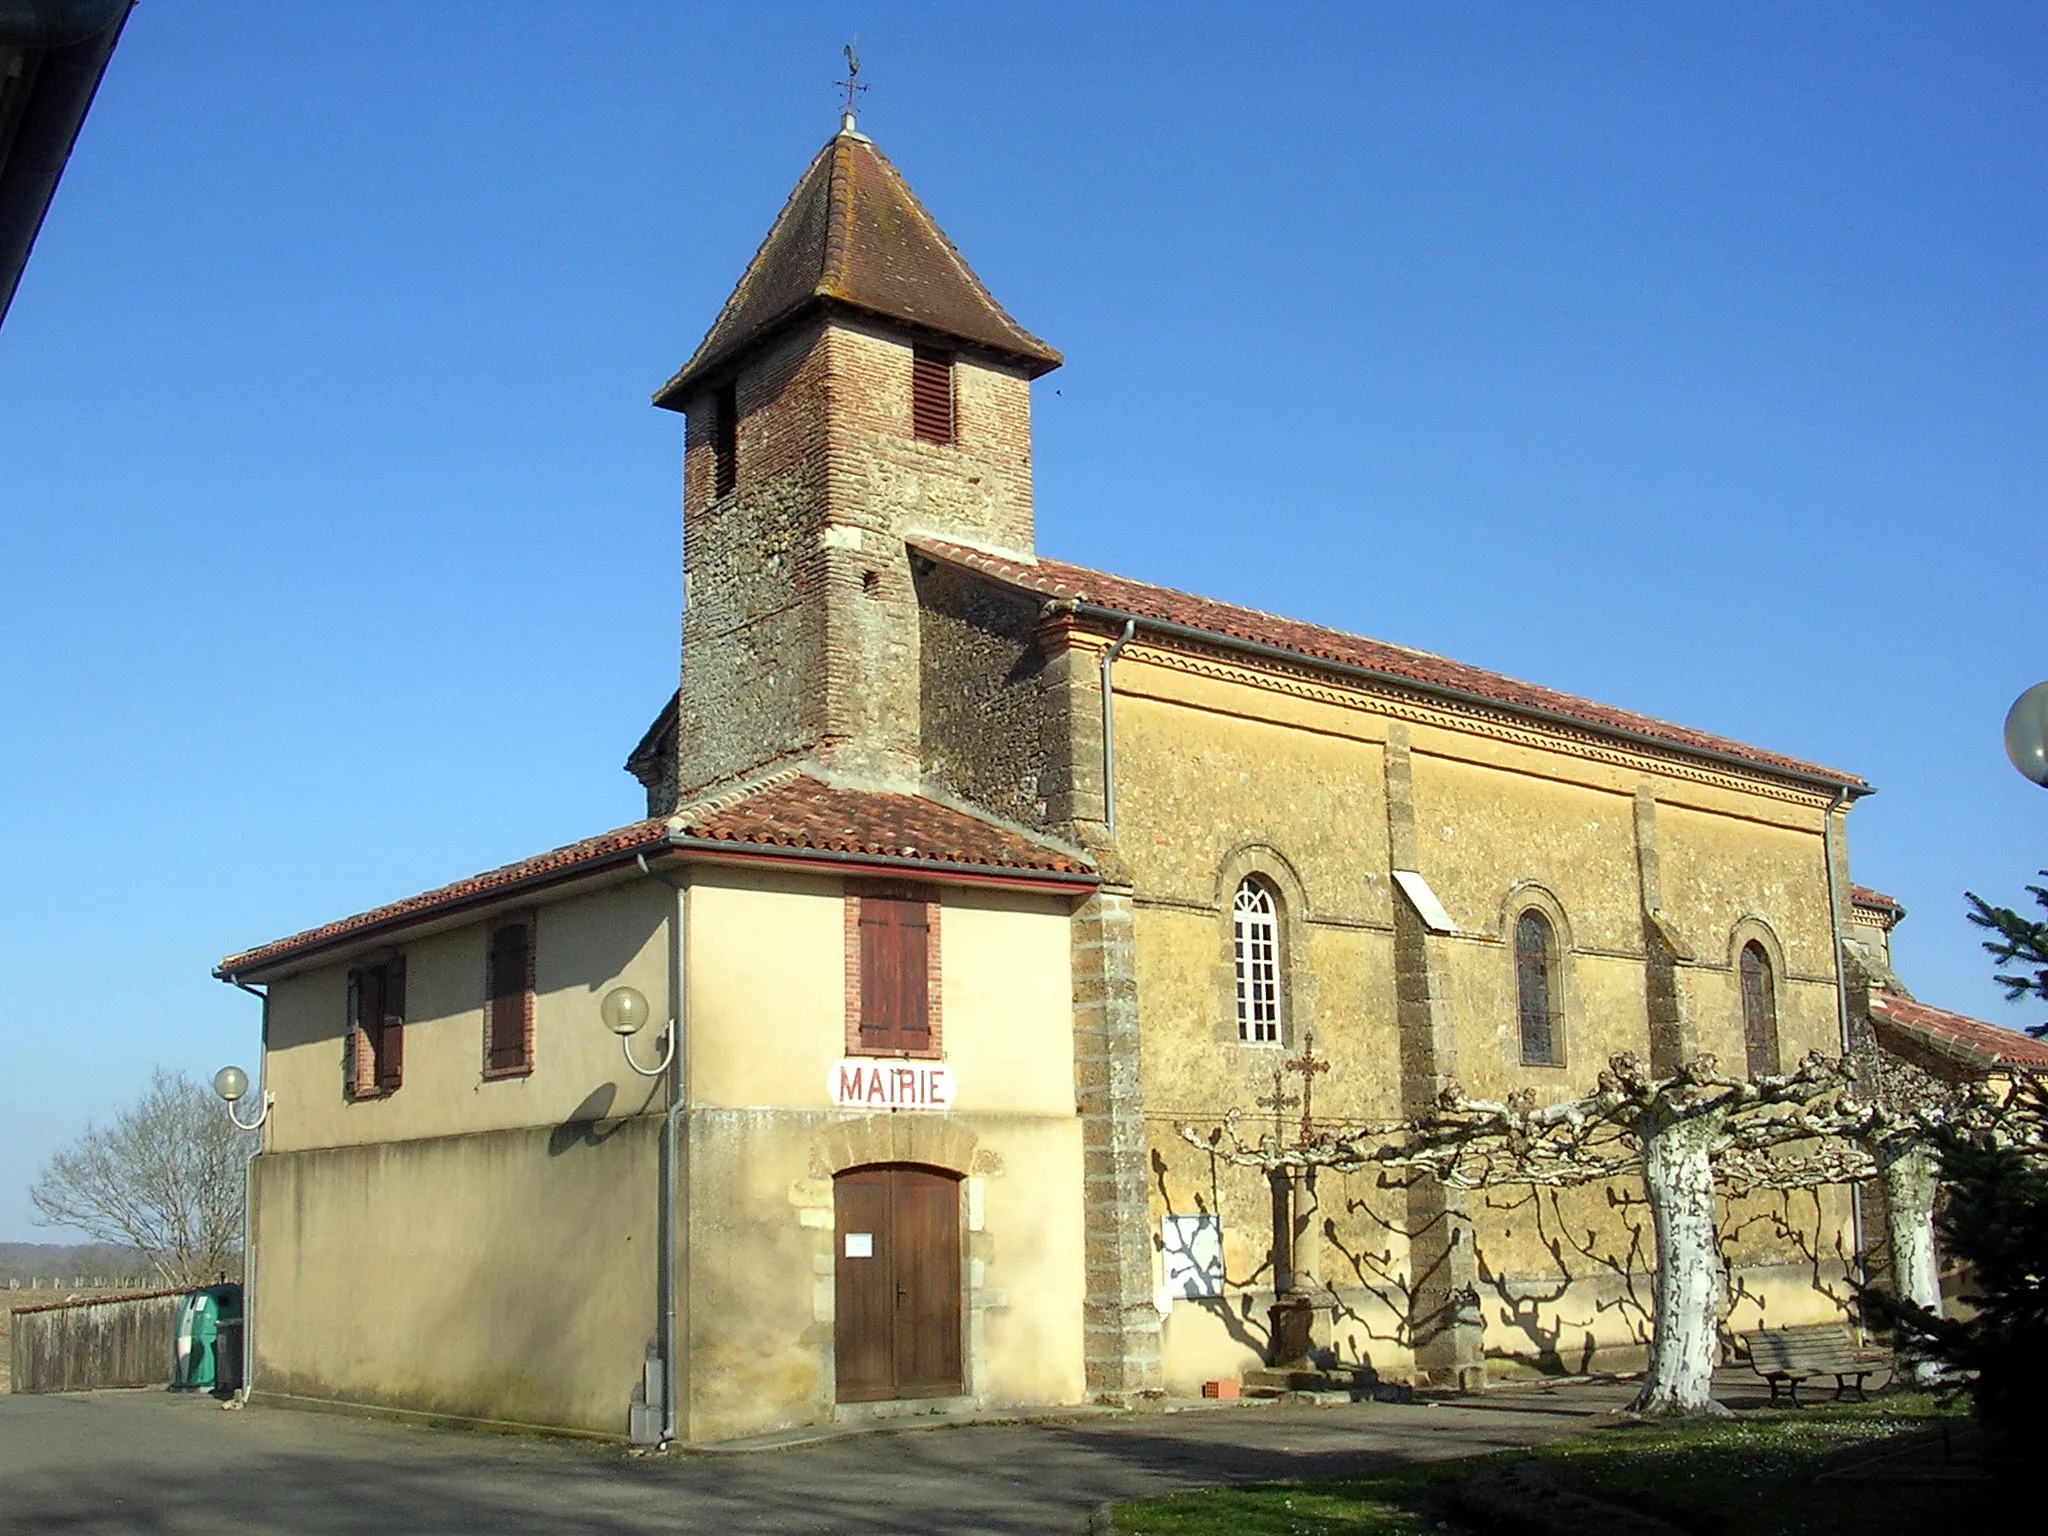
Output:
9,1289,183,1394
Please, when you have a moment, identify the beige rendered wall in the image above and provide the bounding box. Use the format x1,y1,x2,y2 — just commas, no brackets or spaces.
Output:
249,1116,659,1436
678,867,1086,1442
259,877,673,1154
1107,644,1859,1389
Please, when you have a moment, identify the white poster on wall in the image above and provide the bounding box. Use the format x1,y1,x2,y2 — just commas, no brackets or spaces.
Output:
1161,1214,1224,1299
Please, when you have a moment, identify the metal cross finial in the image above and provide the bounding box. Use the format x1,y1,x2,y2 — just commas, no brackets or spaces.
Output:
837,42,868,131
1284,1029,1331,1142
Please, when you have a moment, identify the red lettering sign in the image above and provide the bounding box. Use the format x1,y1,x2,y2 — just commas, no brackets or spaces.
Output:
826,1058,956,1111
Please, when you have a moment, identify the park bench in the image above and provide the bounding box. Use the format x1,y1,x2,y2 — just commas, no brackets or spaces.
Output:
1741,1324,1888,1407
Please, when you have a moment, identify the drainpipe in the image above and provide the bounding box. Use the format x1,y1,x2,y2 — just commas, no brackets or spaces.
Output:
226,973,266,1399
1099,619,1137,842
637,853,688,1446
1818,786,1867,1282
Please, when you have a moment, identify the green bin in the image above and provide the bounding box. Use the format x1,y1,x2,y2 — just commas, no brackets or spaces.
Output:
172,1284,243,1392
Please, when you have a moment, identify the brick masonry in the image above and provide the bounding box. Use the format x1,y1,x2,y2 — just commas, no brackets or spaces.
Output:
673,318,1039,803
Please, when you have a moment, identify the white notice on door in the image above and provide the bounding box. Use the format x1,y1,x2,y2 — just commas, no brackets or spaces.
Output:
844,1233,874,1258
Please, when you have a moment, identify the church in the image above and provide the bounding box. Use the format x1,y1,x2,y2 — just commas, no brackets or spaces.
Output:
213,115,2026,1444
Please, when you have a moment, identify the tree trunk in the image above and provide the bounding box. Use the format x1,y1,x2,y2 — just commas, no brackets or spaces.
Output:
1633,1110,1728,1416
1880,1142,1943,1384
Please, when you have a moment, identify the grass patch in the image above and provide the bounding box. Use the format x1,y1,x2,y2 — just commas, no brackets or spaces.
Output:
1112,1394,1991,1535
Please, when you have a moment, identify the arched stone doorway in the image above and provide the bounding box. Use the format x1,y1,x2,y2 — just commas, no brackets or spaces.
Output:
833,1163,963,1403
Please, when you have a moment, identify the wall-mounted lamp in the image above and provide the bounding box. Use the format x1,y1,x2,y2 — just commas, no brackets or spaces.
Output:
602,985,673,1077
212,1065,272,1132
2006,683,2048,789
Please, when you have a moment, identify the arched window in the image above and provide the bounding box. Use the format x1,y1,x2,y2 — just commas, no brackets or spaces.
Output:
1740,941,1779,1078
1515,910,1558,1066
1233,879,1282,1044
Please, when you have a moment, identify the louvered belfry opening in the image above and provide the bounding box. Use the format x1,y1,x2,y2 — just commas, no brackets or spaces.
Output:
712,380,738,496
911,347,954,445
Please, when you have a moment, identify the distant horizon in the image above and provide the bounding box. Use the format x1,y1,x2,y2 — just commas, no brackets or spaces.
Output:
2,3,2043,1240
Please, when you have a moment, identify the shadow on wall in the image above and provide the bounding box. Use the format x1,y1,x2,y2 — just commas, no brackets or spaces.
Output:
256,1117,660,1436
548,1085,622,1158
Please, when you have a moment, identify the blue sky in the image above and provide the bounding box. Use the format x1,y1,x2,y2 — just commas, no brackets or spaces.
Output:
2,3,2043,1241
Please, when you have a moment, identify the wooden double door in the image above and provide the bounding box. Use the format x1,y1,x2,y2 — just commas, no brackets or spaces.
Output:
834,1164,963,1403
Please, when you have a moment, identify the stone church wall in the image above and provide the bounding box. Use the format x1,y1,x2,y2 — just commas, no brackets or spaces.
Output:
1089,640,1857,1390
676,319,835,797
913,554,1072,832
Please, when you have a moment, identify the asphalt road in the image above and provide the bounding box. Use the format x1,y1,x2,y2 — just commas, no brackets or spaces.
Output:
0,1379,1642,1534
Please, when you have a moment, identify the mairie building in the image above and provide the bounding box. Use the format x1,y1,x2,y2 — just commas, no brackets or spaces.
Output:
216,117,2014,1444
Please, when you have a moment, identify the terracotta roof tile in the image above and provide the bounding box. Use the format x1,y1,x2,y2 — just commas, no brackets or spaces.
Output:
217,820,673,979
1851,884,1906,921
670,774,1093,875
655,131,1060,405
1870,992,2048,1072
218,777,1092,979
910,537,1867,791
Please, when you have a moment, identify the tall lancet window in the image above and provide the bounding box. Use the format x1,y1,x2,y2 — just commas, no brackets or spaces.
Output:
1740,942,1780,1079
1516,910,1559,1066
1233,878,1282,1044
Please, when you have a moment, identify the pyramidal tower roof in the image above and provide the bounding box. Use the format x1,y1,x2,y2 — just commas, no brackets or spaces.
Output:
654,127,1062,408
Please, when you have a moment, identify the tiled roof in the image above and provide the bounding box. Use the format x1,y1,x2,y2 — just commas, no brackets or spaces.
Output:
670,773,1093,876
217,819,674,978
1870,992,2048,1073
218,776,1093,979
1851,884,1906,922
655,130,1061,406
910,537,1867,791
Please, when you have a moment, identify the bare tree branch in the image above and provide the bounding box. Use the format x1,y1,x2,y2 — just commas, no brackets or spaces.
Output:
29,1068,251,1287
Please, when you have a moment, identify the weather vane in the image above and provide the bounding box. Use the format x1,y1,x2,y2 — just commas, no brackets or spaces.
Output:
837,42,868,131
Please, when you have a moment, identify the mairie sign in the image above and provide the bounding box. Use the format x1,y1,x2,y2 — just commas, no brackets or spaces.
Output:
828,1058,956,1112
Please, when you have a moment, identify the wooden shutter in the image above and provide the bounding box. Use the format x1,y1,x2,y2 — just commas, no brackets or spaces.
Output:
487,922,530,1072
713,381,738,495
859,896,930,1051
345,968,363,1098
352,962,386,1097
377,956,406,1093
911,348,953,445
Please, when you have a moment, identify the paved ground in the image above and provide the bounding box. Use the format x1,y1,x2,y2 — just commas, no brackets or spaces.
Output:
0,1379,1647,1534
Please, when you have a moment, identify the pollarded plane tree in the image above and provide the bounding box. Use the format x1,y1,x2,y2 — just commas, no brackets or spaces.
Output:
1187,1049,1911,1416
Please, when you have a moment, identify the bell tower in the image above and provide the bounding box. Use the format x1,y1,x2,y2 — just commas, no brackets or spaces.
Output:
652,122,1062,802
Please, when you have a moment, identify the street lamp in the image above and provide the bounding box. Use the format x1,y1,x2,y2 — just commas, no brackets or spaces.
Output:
600,980,678,1446
602,985,673,1077
210,1062,270,1402
2007,683,2048,788
212,1065,272,1132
